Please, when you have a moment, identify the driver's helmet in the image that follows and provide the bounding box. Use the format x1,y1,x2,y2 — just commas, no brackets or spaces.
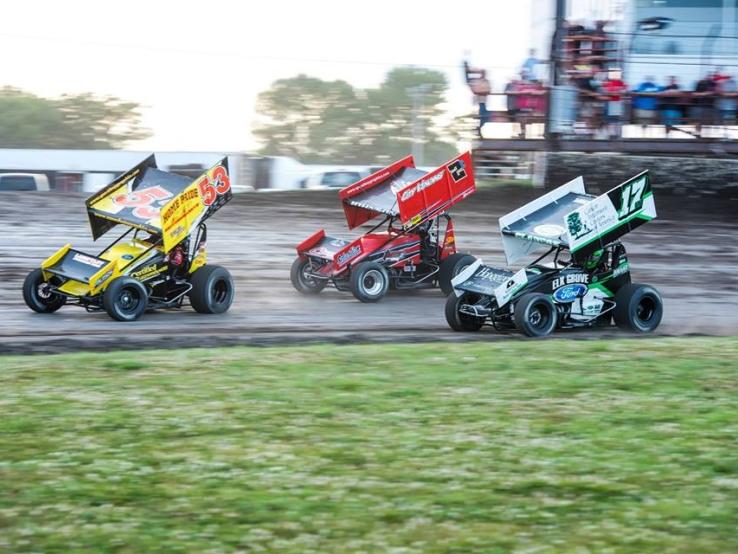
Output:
585,248,604,270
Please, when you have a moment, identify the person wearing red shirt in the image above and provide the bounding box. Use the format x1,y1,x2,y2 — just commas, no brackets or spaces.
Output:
601,70,626,138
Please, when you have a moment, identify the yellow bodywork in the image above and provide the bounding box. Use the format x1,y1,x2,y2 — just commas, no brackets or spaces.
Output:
40,244,71,281
189,243,207,274
42,239,168,297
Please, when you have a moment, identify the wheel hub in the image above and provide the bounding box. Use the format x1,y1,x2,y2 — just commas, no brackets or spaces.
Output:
362,270,384,296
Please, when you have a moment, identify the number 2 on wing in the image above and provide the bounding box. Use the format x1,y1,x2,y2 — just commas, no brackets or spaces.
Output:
618,178,646,218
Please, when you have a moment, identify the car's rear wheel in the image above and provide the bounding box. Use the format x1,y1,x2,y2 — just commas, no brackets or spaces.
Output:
189,265,234,314
613,283,663,332
350,261,389,303
23,268,66,313
290,257,326,295
514,293,557,337
445,292,484,332
438,253,477,295
103,277,148,322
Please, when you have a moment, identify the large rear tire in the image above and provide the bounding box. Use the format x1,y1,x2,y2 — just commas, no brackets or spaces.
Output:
513,293,557,337
189,265,234,314
613,283,663,333
349,261,389,303
445,292,484,332
22,268,66,313
438,253,477,295
103,277,148,322
290,257,326,295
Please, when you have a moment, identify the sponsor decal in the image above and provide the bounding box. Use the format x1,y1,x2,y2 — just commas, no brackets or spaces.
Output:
447,159,467,182
73,253,105,268
514,231,560,246
131,263,164,281
552,273,589,289
356,170,392,194
494,267,528,307
404,214,423,229
162,188,199,221
170,225,186,238
553,283,587,303
473,267,511,285
612,261,630,278
122,254,134,260
533,224,565,238
336,244,361,266
94,269,114,288
400,171,444,201
329,239,348,248
566,211,592,240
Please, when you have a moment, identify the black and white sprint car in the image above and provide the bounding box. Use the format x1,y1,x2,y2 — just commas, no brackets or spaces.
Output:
445,171,663,337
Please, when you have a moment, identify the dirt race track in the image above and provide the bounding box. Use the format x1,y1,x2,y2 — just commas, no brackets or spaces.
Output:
1,187,737,354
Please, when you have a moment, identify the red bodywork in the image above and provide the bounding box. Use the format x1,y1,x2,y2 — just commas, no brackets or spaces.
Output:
296,152,474,279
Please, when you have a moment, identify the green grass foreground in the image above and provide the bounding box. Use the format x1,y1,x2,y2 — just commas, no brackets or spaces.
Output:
1,338,737,553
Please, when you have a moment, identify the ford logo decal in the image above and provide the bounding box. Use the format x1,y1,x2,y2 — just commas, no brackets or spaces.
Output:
553,283,587,303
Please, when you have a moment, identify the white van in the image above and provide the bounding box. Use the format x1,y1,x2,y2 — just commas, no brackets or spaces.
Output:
0,173,50,191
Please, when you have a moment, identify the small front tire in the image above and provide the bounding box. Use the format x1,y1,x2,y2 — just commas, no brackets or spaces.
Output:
103,277,148,322
349,262,390,303
514,293,557,337
189,265,235,314
445,292,484,332
22,268,66,313
291,257,327,295
613,283,663,333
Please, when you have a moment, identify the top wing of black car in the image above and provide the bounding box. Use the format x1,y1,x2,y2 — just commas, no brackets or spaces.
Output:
499,171,656,263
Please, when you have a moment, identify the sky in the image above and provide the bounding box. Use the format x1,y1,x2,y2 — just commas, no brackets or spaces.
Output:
2,0,534,152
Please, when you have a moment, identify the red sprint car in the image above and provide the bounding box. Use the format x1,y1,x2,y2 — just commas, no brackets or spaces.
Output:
291,152,477,302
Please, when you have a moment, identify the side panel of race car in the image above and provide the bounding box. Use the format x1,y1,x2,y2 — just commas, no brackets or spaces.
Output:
566,171,656,258
161,159,232,252
396,152,475,229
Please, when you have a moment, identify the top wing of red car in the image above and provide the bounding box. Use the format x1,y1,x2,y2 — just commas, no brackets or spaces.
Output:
339,151,475,230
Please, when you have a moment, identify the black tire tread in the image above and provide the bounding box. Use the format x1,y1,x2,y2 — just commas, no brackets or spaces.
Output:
438,253,476,295
190,264,234,314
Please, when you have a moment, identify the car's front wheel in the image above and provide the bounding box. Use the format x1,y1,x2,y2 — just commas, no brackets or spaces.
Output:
189,265,235,314
103,277,148,322
445,292,484,332
290,257,326,295
514,293,558,337
613,283,663,333
349,261,389,303
22,268,66,313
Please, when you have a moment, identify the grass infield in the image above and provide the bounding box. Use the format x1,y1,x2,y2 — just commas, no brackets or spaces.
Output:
1,338,737,553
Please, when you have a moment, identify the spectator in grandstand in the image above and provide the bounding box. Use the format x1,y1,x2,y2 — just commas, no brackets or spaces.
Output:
463,60,492,136
632,76,660,125
505,78,519,118
716,74,737,125
659,76,683,133
591,20,612,69
601,69,626,138
690,72,717,137
521,49,540,80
